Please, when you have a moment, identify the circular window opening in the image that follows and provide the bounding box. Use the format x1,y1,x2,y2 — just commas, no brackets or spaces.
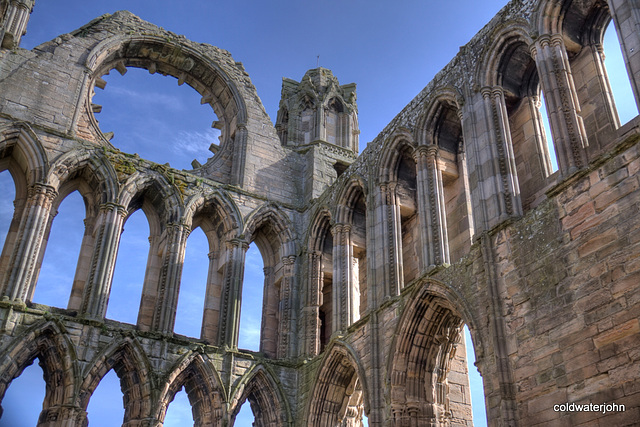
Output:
90,67,221,171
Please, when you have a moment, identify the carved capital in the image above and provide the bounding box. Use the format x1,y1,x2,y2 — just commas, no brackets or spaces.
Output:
28,183,57,202
226,238,249,251
99,202,127,218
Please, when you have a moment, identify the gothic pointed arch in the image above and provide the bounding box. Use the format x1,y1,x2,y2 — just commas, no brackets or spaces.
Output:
335,175,368,224
243,203,295,256
535,0,626,155
243,203,296,357
534,0,608,42
229,364,291,427
118,170,184,227
0,122,49,187
377,128,416,183
77,336,153,425
478,23,536,90
0,124,51,297
416,88,464,150
387,279,480,425
179,188,242,341
306,341,370,426
0,320,77,422
184,189,241,236
156,352,225,427
304,207,334,355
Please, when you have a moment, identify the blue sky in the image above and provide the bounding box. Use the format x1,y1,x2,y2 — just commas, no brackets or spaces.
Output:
1,0,638,426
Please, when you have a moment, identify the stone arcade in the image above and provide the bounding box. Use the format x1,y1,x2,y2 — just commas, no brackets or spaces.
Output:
1,0,639,425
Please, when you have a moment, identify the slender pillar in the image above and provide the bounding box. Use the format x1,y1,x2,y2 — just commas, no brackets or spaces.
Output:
531,34,589,176
201,250,221,342
414,145,450,268
1,183,56,303
527,95,554,177
331,223,355,332
607,0,640,111
480,87,523,223
151,223,190,334
76,202,127,318
277,255,296,358
379,183,403,297
457,109,476,242
218,238,248,348
303,250,322,357
318,106,326,141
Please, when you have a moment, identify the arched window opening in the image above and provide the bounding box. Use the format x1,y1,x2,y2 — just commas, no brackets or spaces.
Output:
433,104,475,263
327,97,347,147
604,22,639,125
164,387,194,426
499,41,554,211
0,358,46,426
86,369,125,427
107,209,148,324
464,324,487,427
308,349,366,426
34,190,84,308
239,244,264,352
233,400,256,426
350,190,368,318
0,170,15,257
390,294,473,425
174,227,208,338
562,3,636,155
397,150,419,284
539,92,559,172
300,97,316,144
320,228,333,351
90,67,221,170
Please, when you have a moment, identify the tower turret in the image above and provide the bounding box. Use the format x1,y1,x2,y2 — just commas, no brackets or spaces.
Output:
276,68,360,202
276,67,359,152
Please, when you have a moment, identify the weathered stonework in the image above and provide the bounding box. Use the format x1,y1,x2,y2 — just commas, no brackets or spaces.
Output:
1,0,639,426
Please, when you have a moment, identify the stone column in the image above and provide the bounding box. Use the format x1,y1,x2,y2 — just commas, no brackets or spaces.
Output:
277,255,296,358
318,106,326,141
1,0,35,49
218,238,248,349
151,223,190,334
331,223,355,333
201,250,221,342
480,87,522,222
75,202,127,319
303,250,322,357
414,145,450,268
456,113,475,241
527,95,555,177
607,0,640,111
1,183,57,303
379,183,403,297
531,34,589,176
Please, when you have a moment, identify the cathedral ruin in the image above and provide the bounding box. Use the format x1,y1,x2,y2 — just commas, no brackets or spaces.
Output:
0,0,639,425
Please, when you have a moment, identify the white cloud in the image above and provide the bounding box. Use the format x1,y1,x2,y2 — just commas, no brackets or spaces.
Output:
108,85,185,113
172,128,220,156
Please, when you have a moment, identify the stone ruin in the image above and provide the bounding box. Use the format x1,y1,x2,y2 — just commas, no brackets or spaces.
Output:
0,0,639,425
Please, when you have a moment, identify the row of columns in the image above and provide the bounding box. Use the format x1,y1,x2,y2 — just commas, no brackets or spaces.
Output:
0,186,298,352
